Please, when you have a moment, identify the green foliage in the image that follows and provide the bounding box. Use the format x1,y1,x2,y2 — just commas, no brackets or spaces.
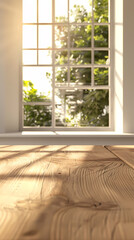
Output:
23,81,51,126
55,68,68,83
55,25,68,48
54,1,109,127
70,5,92,23
94,0,108,23
94,51,108,64
55,16,68,23
70,68,91,85
70,25,92,48
94,68,108,85
70,51,91,65
94,25,108,47
56,89,109,127
74,90,109,126
24,105,52,127
23,80,48,102
55,51,68,65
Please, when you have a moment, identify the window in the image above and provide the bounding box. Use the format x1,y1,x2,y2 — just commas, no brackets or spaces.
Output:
22,0,112,130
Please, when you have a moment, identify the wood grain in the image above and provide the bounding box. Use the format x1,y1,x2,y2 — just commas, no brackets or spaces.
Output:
106,145,134,169
0,145,134,240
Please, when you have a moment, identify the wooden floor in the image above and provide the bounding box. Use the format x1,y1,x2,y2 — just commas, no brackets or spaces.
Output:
0,145,134,240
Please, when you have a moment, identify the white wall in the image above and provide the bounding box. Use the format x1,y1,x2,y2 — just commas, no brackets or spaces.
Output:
123,0,134,133
0,0,21,133
0,0,134,134
114,0,123,133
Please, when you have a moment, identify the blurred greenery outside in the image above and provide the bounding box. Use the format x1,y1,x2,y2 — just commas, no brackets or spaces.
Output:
23,0,109,127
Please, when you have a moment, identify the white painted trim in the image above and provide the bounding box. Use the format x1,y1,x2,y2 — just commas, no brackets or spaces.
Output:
0,132,134,145
0,131,133,137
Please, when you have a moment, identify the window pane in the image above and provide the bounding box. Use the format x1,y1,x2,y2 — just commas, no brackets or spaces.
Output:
39,26,52,48
23,26,37,48
94,25,108,47
55,0,68,22
70,68,91,85
24,105,52,127
39,0,52,23
55,26,68,48
70,25,92,48
94,0,109,23
69,0,92,23
23,50,37,65
55,51,68,65
39,50,52,65
94,68,108,85
23,67,52,102
23,0,37,23
70,51,91,65
22,0,111,129
55,89,109,127
55,67,68,83
94,51,109,64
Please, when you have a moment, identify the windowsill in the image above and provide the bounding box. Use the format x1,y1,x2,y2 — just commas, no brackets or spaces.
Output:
0,131,134,145
0,131,134,138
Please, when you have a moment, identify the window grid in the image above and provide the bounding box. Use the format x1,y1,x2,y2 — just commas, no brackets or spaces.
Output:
22,0,112,130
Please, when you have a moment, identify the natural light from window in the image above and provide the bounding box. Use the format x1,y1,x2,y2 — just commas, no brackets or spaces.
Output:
22,0,111,130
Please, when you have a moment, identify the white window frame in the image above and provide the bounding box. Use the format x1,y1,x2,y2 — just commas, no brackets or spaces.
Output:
2,0,134,141
21,0,114,131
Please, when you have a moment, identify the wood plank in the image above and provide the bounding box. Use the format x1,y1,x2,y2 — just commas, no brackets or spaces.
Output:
0,145,134,240
106,145,134,169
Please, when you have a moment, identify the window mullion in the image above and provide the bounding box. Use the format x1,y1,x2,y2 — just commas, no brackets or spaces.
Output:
23,22,110,26
91,0,94,87
52,0,55,129
37,0,39,65
67,0,70,86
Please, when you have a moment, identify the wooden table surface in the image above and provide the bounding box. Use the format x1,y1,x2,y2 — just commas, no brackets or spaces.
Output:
0,145,134,240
